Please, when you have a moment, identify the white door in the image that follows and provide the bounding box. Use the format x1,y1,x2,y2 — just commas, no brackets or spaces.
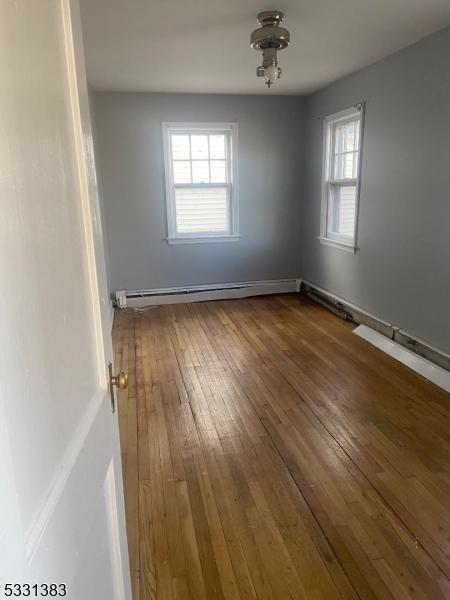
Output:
0,1,131,599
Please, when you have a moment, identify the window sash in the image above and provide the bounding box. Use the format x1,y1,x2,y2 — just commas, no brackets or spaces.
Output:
170,130,231,185
326,181,357,242
329,117,360,182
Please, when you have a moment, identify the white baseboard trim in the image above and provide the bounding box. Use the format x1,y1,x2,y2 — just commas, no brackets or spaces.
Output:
122,278,300,308
354,325,450,394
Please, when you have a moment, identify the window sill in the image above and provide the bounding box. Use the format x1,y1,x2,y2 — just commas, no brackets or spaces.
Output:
166,235,241,245
318,236,357,253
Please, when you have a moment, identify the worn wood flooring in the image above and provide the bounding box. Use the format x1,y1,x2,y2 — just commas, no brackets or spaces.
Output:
113,294,450,599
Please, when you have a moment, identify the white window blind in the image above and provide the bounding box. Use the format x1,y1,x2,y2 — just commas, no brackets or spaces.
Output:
175,187,228,233
163,123,239,244
320,106,364,251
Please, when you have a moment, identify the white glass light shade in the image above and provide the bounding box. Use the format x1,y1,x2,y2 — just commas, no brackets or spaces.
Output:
264,65,280,83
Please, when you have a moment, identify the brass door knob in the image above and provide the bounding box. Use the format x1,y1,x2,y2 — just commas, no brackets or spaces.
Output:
110,371,128,389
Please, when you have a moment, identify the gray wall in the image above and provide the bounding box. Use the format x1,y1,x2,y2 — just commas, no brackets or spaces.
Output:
93,92,304,291
301,26,450,353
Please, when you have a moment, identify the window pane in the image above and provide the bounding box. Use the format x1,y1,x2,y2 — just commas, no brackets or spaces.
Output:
353,121,360,150
335,120,359,153
210,160,226,183
209,134,226,159
334,151,358,179
171,135,190,160
335,125,345,154
328,184,356,238
192,160,210,183
191,135,209,159
175,187,229,233
173,161,191,183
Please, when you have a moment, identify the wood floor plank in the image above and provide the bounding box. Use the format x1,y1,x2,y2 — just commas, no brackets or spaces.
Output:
114,295,450,599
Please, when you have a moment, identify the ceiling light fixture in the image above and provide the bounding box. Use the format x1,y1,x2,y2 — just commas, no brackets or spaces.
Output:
251,11,290,88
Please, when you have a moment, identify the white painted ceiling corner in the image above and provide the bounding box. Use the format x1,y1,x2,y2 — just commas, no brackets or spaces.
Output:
80,0,450,95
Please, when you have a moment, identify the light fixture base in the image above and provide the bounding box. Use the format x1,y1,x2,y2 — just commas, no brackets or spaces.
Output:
256,10,284,28
250,10,290,52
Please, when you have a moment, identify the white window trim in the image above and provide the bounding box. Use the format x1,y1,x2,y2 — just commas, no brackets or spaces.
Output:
162,122,239,245
319,104,365,252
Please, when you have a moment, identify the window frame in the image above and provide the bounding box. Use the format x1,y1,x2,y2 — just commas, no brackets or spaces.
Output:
319,105,365,253
162,122,239,245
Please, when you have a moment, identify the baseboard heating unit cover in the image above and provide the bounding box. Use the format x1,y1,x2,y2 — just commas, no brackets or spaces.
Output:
354,324,450,394
118,279,301,308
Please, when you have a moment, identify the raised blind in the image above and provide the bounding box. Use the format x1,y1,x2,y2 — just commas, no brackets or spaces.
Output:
175,187,228,232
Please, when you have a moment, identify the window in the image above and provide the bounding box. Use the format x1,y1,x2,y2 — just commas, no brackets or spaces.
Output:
320,105,364,252
163,122,239,244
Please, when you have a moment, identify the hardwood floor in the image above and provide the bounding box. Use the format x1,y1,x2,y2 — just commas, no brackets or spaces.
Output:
112,294,450,600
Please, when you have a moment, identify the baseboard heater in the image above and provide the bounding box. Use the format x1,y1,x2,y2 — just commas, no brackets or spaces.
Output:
354,325,450,393
301,280,450,373
115,278,302,309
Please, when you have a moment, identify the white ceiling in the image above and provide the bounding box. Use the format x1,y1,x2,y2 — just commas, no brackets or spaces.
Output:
80,0,450,95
